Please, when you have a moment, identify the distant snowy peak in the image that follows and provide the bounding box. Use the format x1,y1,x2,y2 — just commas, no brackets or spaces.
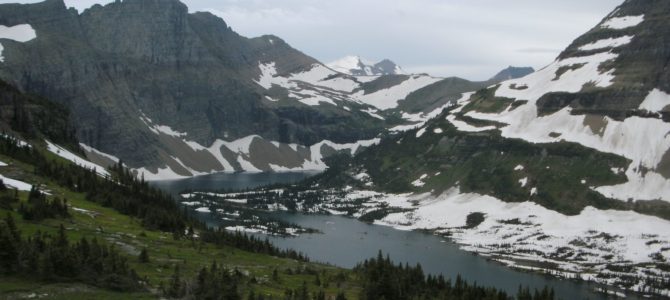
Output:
327,55,405,76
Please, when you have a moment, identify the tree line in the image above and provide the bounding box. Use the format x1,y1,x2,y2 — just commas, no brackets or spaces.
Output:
0,214,142,291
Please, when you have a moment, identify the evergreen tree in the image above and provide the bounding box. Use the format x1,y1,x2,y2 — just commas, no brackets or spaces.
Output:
138,247,149,263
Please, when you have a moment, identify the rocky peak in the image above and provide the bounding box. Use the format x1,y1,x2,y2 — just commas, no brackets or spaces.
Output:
488,66,534,82
327,55,405,76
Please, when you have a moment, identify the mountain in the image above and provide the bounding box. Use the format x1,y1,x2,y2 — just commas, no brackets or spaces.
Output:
224,0,670,296
327,55,405,76
488,66,534,82
0,0,449,179
0,75,555,299
0,0,537,180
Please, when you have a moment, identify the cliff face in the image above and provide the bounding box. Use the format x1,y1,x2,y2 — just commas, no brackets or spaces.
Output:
540,0,670,120
0,0,384,171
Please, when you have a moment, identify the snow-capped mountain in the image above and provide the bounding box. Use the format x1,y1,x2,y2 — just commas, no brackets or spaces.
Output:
0,0,532,180
294,0,670,296
327,55,405,76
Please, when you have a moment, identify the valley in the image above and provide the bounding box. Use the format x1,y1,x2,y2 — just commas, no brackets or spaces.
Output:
1,0,669,298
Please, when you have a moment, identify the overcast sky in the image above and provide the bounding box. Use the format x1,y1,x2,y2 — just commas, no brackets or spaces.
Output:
3,0,622,80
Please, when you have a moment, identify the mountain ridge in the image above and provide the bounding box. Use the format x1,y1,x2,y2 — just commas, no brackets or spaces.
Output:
327,55,405,76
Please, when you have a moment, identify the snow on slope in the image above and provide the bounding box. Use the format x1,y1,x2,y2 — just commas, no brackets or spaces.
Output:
639,88,670,113
578,35,634,51
0,24,37,62
327,55,406,76
0,160,6,167
304,186,668,295
46,140,110,177
0,173,32,191
327,56,371,75
135,116,382,180
253,61,439,110
136,166,188,181
601,15,644,30
451,13,670,202
353,75,442,110
80,143,120,163
374,187,670,266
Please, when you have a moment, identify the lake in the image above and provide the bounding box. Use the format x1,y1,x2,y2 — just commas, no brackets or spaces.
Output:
151,172,639,300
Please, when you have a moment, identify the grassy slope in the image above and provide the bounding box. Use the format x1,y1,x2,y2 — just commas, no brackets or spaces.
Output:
0,150,362,299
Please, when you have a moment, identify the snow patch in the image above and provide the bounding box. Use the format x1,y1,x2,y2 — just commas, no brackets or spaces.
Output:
353,75,441,110
578,35,633,51
139,112,187,138
412,174,428,187
195,207,211,213
601,15,644,30
136,166,188,181
519,177,528,187
375,187,670,267
415,127,427,138
46,140,110,177
0,174,32,191
79,143,120,163
639,88,670,113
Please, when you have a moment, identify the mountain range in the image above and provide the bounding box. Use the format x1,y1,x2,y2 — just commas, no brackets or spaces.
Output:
327,55,405,76
0,0,532,179
250,0,670,294
0,0,669,297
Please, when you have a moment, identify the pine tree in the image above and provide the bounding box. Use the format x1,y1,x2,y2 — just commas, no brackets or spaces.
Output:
138,247,149,263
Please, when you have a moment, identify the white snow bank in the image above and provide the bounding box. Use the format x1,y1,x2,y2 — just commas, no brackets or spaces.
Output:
376,187,670,265
595,165,670,201
195,207,211,213
446,114,496,132
0,173,32,191
411,174,428,187
353,75,441,110
0,160,6,167
46,140,110,177
601,15,644,30
578,35,633,51
139,112,187,138
639,88,670,113
135,165,188,181
415,127,426,138
137,134,379,180
460,49,670,202
519,177,528,187
80,143,120,163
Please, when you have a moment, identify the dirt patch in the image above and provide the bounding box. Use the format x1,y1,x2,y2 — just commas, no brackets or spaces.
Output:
81,148,117,169
582,114,608,136
247,138,310,170
157,134,223,173
656,148,670,179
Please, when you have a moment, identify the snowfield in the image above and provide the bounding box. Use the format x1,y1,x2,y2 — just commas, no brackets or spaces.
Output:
0,173,32,191
200,185,670,296
601,15,644,30
133,122,381,180
46,140,110,177
451,24,670,202
578,35,634,51
352,75,442,110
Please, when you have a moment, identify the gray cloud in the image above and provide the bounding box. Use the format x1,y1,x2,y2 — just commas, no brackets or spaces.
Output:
1,0,622,80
